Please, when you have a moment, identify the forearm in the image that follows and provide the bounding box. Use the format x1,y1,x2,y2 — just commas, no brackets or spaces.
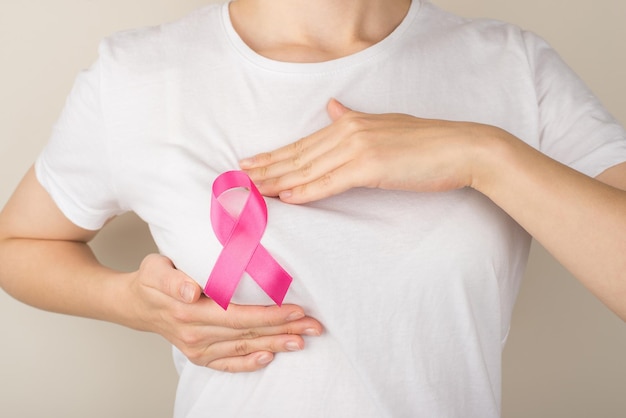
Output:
473,129,626,319
0,166,324,372
0,237,131,325
240,103,626,320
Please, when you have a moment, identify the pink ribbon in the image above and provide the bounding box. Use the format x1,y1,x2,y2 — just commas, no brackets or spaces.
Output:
204,170,292,310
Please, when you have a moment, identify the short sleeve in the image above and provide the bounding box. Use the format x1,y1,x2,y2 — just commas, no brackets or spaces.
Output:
35,44,126,230
524,31,626,177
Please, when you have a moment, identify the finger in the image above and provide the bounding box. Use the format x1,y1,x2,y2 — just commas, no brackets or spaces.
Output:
203,332,312,372
232,316,323,340
243,107,367,191
239,100,357,174
216,303,323,333
206,351,275,373
252,141,357,197
327,98,351,121
189,317,323,347
208,333,305,358
191,301,309,328
240,136,327,184
141,254,202,304
277,160,370,204
166,304,321,368
239,138,307,171
239,121,339,174
165,298,323,338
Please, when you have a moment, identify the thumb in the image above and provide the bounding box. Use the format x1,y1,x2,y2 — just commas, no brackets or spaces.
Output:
143,254,202,304
179,279,202,304
327,98,351,121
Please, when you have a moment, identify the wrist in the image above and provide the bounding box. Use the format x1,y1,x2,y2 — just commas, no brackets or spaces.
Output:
467,124,519,196
96,268,144,329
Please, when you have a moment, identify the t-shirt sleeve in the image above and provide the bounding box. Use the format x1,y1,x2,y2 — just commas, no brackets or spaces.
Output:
35,44,126,230
524,30,626,177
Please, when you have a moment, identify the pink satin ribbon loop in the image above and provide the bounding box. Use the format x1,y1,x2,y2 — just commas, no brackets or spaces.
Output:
204,171,293,310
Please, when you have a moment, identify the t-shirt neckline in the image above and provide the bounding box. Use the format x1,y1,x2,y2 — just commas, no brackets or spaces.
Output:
220,0,422,74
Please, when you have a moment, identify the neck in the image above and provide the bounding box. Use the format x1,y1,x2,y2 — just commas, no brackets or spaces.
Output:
229,0,412,62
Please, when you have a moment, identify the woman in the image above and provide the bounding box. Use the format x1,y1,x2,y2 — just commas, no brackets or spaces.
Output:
1,0,625,416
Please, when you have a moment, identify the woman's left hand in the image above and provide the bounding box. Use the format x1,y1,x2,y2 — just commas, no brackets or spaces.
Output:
241,99,626,322
239,99,498,203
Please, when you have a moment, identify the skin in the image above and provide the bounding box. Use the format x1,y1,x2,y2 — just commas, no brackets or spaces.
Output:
0,0,624,377
240,99,626,320
0,166,323,372
0,0,409,374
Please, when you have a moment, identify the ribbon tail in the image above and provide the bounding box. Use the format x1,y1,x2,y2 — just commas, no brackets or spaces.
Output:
205,251,247,310
246,245,293,306
205,229,262,310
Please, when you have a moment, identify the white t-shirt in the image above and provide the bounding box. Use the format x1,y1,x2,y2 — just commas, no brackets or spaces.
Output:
35,1,626,417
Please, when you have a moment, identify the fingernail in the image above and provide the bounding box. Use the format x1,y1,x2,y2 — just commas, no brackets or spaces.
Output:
239,158,254,168
304,328,321,336
286,311,305,321
286,341,302,351
181,282,195,303
256,353,273,365
279,190,292,199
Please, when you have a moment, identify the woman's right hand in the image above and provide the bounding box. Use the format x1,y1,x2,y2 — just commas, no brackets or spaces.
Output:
124,253,323,372
0,168,322,373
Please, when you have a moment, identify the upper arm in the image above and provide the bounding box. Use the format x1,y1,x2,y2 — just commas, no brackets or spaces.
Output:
0,166,100,243
595,161,626,192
